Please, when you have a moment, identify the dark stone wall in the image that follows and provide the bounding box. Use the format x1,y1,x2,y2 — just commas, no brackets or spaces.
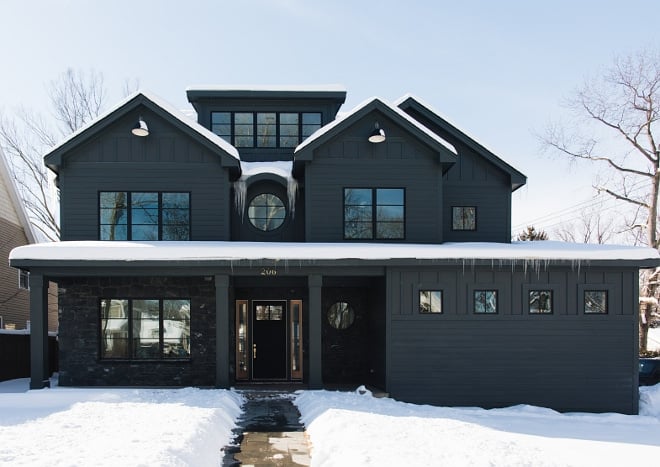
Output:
57,276,216,386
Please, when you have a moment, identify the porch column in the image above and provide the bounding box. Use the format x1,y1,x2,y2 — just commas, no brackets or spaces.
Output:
308,274,322,388
215,274,230,388
29,273,50,389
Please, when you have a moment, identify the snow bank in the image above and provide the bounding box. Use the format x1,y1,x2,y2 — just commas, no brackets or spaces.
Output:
0,378,243,466
296,388,660,467
640,384,660,417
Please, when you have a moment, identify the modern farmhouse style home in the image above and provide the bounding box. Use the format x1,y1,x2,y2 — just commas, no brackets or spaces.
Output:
10,86,659,414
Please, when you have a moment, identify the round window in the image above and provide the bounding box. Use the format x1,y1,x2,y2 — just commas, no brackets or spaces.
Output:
327,302,355,330
248,193,286,231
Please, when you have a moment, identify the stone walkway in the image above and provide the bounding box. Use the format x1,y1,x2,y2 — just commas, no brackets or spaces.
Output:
223,391,312,466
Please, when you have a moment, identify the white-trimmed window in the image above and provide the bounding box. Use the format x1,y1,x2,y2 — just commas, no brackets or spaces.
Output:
18,270,29,290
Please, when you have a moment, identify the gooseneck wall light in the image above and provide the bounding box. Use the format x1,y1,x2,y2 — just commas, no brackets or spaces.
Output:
368,122,386,143
131,117,149,137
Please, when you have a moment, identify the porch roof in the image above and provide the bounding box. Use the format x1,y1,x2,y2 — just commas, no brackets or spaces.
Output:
9,240,660,270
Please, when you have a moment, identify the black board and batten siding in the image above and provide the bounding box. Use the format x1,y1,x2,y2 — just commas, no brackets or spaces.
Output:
386,266,640,414
58,109,234,241
304,114,444,243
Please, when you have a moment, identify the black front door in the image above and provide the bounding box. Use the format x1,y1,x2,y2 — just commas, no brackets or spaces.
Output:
252,301,287,380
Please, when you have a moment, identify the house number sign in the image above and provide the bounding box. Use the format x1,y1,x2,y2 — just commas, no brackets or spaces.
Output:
260,268,277,276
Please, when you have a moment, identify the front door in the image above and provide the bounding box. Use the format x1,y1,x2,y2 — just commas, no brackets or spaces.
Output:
252,301,287,379
235,299,304,382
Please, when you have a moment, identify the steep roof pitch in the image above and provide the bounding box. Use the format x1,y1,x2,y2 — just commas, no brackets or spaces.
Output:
44,91,240,174
394,94,527,191
0,147,36,243
294,97,458,164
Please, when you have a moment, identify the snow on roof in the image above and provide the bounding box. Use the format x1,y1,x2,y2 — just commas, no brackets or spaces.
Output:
185,84,347,93
240,161,292,179
46,90,240,161
294,97,457,155
9,240,659,265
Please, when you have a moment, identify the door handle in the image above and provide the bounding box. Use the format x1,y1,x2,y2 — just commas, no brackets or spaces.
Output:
253,343,257,359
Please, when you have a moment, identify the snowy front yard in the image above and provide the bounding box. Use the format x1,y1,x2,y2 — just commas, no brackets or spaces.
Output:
1,377,660,466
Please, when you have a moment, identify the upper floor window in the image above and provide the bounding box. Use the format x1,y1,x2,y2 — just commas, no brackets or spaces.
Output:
248,193,286,231
452,206,476,231
344,188,405,240
211,111,322,148
99,192,190,241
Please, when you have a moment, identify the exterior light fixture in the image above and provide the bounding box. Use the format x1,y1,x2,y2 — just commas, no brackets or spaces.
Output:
368,122,386,143
131,117,149,137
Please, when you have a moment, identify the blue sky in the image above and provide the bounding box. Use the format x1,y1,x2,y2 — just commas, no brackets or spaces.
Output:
1,0,658,234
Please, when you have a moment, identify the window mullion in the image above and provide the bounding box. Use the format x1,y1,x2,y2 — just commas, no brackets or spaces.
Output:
127,299,133,357
372,189,378,239
159,299,164,358
127,193,132,240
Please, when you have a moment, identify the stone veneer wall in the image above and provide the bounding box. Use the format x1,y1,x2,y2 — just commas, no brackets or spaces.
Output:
57,276,216,386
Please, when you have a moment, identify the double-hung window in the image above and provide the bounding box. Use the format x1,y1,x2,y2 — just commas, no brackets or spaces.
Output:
344,188,405,240
100,192,190,240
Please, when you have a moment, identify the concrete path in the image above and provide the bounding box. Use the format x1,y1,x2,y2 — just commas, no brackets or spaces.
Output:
223,391,312,466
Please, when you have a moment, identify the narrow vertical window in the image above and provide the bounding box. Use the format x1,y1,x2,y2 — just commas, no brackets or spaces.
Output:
419,290,442,314
100,192,128,240
131,192,159,240
302,112,322,139
257,112,277,147
100,299,129,358
376,189,404,239
162,193,190,240
474,290,497,314
280,113,299,147
234,112,254,147
344,188,373,239
452,206,476,231
211,112,231,143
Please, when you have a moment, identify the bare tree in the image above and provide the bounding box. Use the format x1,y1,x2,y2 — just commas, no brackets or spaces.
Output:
541,48,660,352
554,205,615,244
0,68,108,241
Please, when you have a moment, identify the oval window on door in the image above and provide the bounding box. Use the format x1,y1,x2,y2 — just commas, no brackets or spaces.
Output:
248,193,286,231
327,302,355,330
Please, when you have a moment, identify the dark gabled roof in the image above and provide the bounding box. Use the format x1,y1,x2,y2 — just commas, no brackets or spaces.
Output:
395,94,527,191
186,85,347,115
44,91,240,174
294,97,457,166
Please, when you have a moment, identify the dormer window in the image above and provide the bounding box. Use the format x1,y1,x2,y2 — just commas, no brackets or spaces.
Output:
211,111,321,148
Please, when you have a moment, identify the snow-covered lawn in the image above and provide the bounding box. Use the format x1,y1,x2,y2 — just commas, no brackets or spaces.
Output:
2,378,660,466
0,378,242,466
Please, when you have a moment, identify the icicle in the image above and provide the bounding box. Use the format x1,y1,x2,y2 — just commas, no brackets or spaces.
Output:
233,177,247,221
287,175,298,219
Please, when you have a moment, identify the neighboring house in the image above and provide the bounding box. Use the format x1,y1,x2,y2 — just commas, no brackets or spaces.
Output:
0,148,33,329
9,87,659,414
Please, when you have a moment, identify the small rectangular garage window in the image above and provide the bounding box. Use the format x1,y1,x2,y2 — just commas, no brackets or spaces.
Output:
419,290,443,313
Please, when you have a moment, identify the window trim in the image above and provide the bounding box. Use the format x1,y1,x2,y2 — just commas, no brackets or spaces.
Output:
18,269,30,290
99,191,191,241
343,187,406,240
210,111,322,148
472,289,498,314
99,297,191,361
451,206,477,231
579,286,611,315
419,290,443,314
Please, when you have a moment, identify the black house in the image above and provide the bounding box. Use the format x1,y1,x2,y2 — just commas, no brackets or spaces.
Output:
10,86,659,414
